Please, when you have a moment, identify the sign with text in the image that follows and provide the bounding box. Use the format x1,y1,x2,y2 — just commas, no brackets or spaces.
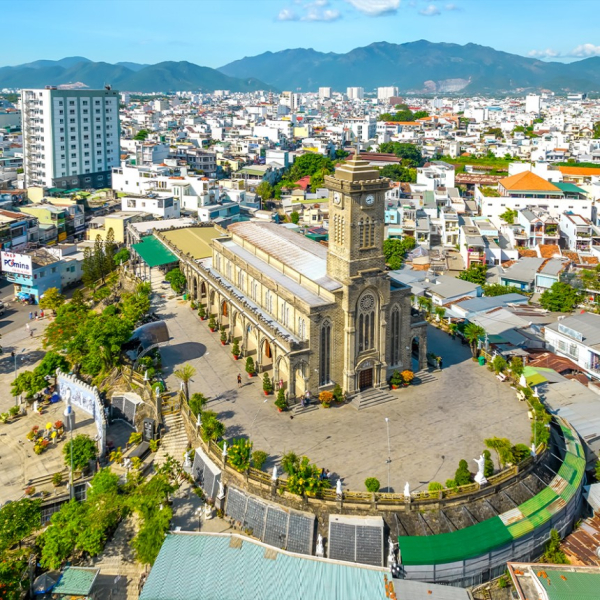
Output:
1,251,32,276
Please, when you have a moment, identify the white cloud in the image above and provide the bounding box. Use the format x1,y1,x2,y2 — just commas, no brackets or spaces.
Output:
303,6,341,21
527,48,559,59
419,4,440,16
570,43,600,57
277,8,299,20
345,0,401,16
445,3,461,10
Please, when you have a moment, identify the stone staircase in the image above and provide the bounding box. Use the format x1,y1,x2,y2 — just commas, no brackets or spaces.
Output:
292,400,320,416
154,412,189,467
414,369,437,385
351,387,398,411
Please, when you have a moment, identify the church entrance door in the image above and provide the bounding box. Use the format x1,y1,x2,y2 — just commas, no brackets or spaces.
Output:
359,368,373,390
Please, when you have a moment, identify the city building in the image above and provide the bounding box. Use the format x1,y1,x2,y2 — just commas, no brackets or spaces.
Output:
21,87,121,189
346,87,364,100
377,87,399,101
318,87,332,99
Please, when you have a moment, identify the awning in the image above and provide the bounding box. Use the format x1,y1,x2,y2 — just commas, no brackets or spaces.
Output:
131,236,178,268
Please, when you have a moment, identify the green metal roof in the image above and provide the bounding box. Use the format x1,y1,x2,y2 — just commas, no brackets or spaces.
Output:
554,182,586,195
140,533,389,600
536,569,600,600
399,516,513,565
53,567,99,596
132,235,178,268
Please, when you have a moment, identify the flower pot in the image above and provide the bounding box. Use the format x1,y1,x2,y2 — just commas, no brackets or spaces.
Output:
277,408,283,413
264,390,271,396
200,316,207,321
233,355,239,360
322,403,330,409
391,385,398,390
248,373,254,378
221,341,226,345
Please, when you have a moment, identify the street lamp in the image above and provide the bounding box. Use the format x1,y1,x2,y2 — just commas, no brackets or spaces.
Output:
63,397,76,500
385,417,391,492
11,348,27,406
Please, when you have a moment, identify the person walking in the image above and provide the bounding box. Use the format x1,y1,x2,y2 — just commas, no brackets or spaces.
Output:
28,311,33,320
237,374,242,388
25,322,30,331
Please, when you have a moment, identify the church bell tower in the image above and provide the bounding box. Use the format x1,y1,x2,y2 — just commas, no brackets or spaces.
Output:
326,155,390,283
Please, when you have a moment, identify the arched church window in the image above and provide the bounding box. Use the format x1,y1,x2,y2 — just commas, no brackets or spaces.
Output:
357,293,377,353
320,320,331,386
390,305,401,365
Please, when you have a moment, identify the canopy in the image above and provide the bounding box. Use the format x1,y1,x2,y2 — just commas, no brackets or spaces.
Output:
33,572,58,594
132,236,178,268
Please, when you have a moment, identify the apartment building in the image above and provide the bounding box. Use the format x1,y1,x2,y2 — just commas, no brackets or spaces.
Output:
21,87,120,189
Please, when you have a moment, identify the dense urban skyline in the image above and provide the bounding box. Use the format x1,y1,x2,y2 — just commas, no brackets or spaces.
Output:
5,0,600,68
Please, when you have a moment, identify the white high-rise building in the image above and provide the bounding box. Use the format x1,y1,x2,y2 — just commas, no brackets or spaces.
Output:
346,87,364,100
280,91,298,111
377,86,399,101
318,87,332,99
21,87,121,189
525,94,541,115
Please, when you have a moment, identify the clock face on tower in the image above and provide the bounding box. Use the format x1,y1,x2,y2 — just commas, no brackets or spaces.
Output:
333,192,342,205
365,194,375,206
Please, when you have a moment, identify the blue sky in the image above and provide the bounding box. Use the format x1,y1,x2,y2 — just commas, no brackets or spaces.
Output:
5,0,600,67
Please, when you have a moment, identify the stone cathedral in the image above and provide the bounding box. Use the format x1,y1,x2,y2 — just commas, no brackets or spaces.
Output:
172,155,428,399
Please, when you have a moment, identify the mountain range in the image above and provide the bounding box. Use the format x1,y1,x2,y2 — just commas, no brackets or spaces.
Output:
219,40,600,94
0,57,273,93
3,41,600,94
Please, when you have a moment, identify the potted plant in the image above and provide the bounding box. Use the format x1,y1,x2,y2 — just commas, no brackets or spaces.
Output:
401,370,414,386
332,383,345,404
245,356,255,378
319,391,333,409
9,405,20,420
198,304,207,320
390,370,403,390
208,315,217,332
24,486,35,496
219,326,227,345
52,472,63,488
54,420,64,435
231,339,240,359
262,373,273,396
275,388,287,412
190,300,197,310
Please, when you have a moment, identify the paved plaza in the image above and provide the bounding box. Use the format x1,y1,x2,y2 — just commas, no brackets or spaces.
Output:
160,296,532,492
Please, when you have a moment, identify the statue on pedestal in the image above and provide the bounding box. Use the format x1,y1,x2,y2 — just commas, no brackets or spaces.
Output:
403,482,410,498
316,534,325,558
474,454,488,485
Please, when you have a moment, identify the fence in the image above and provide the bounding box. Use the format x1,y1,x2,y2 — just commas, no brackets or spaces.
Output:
179,394,546,512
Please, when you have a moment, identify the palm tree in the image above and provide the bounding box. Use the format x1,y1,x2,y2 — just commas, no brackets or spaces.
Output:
174,364,196,399
464,323,485,357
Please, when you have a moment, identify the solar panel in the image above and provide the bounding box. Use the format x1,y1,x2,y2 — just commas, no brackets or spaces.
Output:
225,487,247,524
355,526,384,567
244,497,267,539
329,522,356,563
263,507,289,549
328,515,384,566
286,512,315,555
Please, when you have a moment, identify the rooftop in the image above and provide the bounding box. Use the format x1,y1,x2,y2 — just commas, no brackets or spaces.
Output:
161,226,224,260
499,171,561,193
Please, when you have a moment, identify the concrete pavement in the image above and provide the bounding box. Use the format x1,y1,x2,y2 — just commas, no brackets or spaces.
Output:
157,296,531,493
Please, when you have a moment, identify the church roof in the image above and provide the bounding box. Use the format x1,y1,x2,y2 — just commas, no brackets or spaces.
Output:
227,222,342,292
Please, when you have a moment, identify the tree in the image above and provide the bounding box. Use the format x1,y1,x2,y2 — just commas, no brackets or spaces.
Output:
464,322,485,356
454,459,472,486
492,354,508,374
594,121,600,139
114,247,130,265
290,211,300,225
383,238,415,270
413,110,429,119
228,438,253,472
509,356,524,378
288,153,334,182
485,437,514,469
483,450,494,478
540,282,583,312
542,529,569,564
174,364,196,399
378,142,423,167
39,287,66,314
252,450,268,470
286,456,330,496
0,498,42,552
380,164,416,182
483,283,526,297
200,410,225,442
365,478,380,492
458,264,488,285
134,129,150,141
255,181,273,201
165,268,186,294
103,228,117,277
63,434,98,471
82,246,97,287
188,392,207,417
499,208,518,224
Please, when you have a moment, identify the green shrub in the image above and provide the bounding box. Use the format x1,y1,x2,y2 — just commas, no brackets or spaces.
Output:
428,481,443,491
262,373,273,394
129,432,143,446
188,393,208,417
252,450,268,471
365,477,380,492
483,450,494,477
454,459,472,486
231,339,240,356
275,388,287,411
245,356,255,375
390,370,403,387
445,479,457,488
512,443,531,463
228,438,253,472
198,304,206,319
208,315,217,330
281,451,299,474
200,410,226,442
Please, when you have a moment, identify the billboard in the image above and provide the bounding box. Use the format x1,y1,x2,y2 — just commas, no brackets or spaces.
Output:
1,251,32,276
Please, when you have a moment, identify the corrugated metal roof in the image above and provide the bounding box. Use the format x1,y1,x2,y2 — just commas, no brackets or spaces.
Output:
227,221,341,291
